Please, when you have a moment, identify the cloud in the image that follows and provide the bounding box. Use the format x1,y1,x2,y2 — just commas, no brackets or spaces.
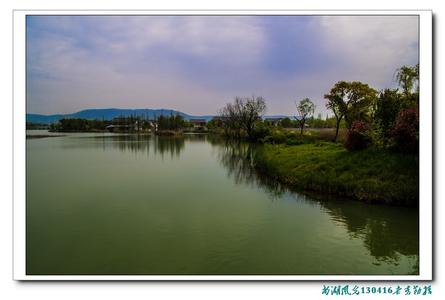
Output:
316,16,419,85
26,15,419,116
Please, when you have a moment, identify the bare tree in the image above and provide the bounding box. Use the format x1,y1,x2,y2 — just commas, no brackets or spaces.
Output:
239,96,266,139
219,98,243,138
219,96,266,140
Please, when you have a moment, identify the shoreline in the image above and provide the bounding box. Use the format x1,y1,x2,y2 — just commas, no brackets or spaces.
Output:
27,130,419,206
253,142,419,206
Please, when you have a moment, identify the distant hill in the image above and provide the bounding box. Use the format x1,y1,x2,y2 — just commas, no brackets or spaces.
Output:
26,108,215,124
26,108,295,124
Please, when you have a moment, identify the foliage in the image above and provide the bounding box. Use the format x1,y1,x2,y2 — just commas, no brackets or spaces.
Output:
219,96,266,140
261,129,319,145
280,117,294,128
50,115,159,132
295,98,315,134
395,64,419,96
324,81,377,142
344,120,372,151
262,130,287,144
373,89,402,145
391,108,419,154
27,122,49,130
249,121,271,142
254,143,419,205
219,98,243,138
207,118,223,130
50,118,112,132
157,114,185,131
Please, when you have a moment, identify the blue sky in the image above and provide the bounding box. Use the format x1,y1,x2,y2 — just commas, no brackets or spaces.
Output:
27,15,419,116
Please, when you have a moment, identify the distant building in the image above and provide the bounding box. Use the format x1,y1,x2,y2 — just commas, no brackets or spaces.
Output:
189,119,207,130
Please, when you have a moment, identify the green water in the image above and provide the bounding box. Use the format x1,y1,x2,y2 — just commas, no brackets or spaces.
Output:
26,131,419,275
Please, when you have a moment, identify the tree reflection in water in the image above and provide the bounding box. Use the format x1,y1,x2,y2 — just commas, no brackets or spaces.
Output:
80,134,419,273
209,137,286,199
87,134,186,158
209,136,419,274
321,199,419,272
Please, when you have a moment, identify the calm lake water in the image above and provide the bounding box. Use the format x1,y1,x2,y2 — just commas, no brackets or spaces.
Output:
26,130,419,275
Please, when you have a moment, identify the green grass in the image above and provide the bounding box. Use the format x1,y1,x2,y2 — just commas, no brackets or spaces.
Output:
254,142,419,206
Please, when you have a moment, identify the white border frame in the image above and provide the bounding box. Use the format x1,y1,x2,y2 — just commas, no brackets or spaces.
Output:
13,10,433,281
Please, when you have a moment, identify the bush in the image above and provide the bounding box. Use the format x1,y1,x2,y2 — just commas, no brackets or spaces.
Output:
286,137,304,146
272,131,287,144
262,130,287,144
250,122,271,142
391,108,419,154
344,121,371,151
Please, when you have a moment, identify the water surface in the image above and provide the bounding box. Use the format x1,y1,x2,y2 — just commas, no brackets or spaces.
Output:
26,131,419,275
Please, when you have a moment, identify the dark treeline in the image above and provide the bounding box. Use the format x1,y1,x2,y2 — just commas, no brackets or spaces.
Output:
49,114,188,133
157,114,185,131
26,122,50,130
50,118,113,132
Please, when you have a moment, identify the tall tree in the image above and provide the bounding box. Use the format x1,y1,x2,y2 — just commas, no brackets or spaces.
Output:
324,81,377,142
395,64,419,96
325,96,344,142
295,98,315,134
374,89,402,144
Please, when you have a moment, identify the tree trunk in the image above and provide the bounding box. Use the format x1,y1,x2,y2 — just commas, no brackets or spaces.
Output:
333,118,340,142
300,120,304,135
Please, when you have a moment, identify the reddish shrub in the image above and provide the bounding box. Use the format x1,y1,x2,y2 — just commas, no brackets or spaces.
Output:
344,120,371,151
391,108,419,154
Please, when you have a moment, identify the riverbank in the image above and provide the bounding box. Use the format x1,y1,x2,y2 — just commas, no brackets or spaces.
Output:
254,142,419,206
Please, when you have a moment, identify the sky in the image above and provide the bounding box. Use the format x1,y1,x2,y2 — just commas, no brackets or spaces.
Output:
26,15,419,116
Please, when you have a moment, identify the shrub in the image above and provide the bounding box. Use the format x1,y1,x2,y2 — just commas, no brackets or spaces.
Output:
286,137,303,146
262,130,287,144
344,121,371,151
271,131,287,144
250,122,271,142
391,108,419,154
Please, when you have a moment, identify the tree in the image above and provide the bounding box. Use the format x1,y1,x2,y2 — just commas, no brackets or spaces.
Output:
219,98,244,138
374,89,402,144
240,96,267,139
295,98,315,134
324,81,377,142
395,64,419,97
219,96,266,140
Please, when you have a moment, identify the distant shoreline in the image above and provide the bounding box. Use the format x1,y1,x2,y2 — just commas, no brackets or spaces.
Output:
26,134,66,139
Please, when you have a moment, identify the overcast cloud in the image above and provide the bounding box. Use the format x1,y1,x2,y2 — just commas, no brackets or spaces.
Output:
26,15,419,115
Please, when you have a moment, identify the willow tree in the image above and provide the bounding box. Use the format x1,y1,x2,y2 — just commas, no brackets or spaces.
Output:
324,81,377,142
395,64,419,96
296,98,315,134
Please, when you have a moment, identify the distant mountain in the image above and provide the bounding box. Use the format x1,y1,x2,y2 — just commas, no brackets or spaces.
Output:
26,108,215,124
26,108,295,124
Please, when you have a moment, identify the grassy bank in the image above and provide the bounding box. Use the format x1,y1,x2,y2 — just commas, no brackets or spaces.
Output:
254,142,419,206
